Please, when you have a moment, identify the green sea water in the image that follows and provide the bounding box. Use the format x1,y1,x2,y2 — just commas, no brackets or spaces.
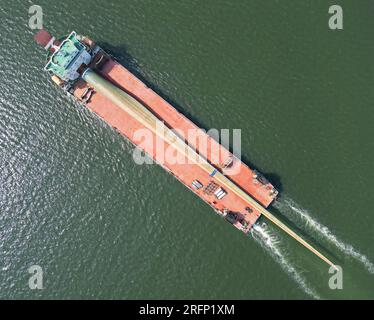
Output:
0,0,373,299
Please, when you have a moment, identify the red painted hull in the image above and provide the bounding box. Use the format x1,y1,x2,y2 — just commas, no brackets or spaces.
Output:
43,35,278,233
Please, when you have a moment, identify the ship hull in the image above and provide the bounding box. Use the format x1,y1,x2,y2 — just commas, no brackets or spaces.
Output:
43,35,278,233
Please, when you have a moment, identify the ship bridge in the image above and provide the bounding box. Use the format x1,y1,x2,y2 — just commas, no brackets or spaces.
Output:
44,31,91,81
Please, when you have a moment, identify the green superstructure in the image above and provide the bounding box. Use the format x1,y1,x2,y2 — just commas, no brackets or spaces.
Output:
44,31,91,81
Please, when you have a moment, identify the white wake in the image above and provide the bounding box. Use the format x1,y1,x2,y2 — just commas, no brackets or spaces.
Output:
250,223,320,299
274,198,374,274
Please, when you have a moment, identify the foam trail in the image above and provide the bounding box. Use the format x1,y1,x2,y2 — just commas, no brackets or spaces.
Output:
274,198,374,274
250,223,320,299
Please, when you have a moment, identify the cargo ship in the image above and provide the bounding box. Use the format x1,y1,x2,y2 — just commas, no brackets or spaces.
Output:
34,30,335,268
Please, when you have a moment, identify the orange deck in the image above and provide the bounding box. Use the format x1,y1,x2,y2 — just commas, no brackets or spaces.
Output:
72,52,277,232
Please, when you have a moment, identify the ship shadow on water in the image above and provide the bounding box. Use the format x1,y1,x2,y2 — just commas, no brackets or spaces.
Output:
97,42,337,265
98,42,284,191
